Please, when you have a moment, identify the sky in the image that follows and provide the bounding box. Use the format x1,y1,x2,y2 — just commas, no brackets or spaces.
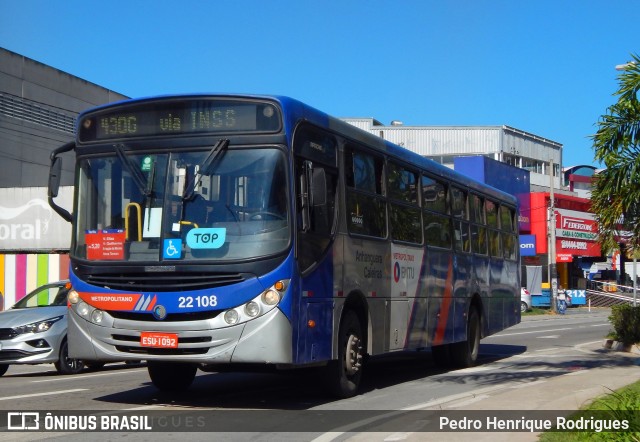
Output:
1,0,639,167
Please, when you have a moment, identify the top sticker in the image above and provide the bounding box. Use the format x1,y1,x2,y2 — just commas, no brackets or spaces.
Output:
186,228,226,249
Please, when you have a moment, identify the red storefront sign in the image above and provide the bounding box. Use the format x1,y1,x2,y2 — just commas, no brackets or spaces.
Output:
555,209,601,258
556,254,574,263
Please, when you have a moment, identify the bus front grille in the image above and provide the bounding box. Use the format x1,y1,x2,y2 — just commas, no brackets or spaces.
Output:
84,272,246,292
108,310,221,322
115,346,209,356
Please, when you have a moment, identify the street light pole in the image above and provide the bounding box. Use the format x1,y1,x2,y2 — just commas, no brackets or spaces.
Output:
549,159,558,313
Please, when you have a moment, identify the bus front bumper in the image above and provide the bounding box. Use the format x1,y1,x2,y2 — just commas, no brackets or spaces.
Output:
67,307,292,365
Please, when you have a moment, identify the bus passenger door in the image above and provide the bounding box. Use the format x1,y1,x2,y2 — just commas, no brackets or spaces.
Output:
292,125,339,364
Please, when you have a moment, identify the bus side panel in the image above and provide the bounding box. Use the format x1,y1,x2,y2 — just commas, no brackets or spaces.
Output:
452,253,473,342
343,239,389,356
425,249,456,347
390,244,424,350
487,258,507,335
406,248,430,349
294,240,338,365
472,254,491,337
504,259,520,328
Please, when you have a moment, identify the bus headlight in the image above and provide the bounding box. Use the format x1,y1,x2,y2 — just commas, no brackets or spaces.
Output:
262,290,280,306
224,310,239,325
219,280,288,327
244,301,260,317
91,309,104,324
68,290,80,304
77,301,90,317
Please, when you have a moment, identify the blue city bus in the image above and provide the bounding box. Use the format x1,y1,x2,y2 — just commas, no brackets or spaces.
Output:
48,94,520,397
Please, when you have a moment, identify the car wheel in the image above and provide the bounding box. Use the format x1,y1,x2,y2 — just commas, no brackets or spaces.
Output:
54,340,85,375
0,364,8,377
521,301,529,313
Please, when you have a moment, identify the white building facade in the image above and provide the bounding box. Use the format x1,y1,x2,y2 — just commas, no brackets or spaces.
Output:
341,118,563,190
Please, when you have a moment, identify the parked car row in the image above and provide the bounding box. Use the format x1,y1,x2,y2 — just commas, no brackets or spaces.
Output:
0,280,119,377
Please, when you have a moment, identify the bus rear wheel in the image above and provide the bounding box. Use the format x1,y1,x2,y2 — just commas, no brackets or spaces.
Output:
450,307,481,368
431,344,451,368
326,310,364,398
148,362,197,391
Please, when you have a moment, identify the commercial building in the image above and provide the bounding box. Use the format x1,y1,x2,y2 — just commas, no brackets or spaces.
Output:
0,48,127,308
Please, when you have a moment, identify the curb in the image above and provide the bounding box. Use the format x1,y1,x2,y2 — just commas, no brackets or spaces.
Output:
602,339,640,354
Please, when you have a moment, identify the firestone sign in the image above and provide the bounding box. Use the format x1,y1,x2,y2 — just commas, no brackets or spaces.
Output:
554,209,600,258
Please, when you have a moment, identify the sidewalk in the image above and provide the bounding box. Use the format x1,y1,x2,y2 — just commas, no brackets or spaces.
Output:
342,308,640,442
408,336,640,441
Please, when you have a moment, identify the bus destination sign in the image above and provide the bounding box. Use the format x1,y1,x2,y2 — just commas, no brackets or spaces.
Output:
78,99,281,142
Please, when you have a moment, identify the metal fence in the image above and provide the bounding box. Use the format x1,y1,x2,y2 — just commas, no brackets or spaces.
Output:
585,280,639,307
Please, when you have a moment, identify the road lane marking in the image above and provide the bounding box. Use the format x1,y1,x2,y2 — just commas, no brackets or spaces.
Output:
491,323,609,338
0,388,87,401
490,327,572,337
31,368,147,383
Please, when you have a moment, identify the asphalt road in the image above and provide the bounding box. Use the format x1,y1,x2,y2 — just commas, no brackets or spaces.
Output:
0,307,624,441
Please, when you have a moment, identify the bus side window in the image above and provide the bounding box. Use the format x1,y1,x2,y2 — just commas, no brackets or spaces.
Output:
345,146,386,238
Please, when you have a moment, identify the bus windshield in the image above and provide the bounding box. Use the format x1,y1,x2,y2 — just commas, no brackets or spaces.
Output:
74,146,290,262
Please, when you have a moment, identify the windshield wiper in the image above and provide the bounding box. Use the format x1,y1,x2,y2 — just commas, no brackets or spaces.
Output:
182,138,230,200
114,144,151,197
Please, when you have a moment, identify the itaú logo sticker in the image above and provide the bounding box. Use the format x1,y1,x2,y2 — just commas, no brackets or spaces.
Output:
186,228,226,249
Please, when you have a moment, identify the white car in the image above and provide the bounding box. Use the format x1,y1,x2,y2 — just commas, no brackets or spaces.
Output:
520,287,532,312
0,281,86,376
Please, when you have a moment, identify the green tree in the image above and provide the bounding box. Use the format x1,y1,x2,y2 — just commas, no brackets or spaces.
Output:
591,53,640,255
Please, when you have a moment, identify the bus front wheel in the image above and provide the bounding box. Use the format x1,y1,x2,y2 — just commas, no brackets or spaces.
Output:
148,362,197,391
326,310,365,398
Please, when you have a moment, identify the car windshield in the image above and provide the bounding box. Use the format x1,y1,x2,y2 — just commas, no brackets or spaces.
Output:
73,147,290,262
12,284,69,309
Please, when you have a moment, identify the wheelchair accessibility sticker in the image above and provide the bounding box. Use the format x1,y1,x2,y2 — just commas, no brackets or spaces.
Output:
163,239,182,259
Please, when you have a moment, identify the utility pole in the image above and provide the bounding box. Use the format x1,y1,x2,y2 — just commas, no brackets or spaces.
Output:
549,160,558,313
633,254,637,307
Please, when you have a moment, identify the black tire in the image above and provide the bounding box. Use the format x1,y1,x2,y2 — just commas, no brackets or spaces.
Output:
431,344,452,368
85,362,106,370
54,340,85,375
521,301,529,313
0,364,9,377
450,307,481,368
325,310,365,398
148,362,197,391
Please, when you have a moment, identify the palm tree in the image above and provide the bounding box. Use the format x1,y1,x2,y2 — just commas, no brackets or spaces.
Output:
591,54,640,259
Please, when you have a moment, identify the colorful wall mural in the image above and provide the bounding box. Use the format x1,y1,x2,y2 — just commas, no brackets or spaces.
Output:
0,253,69,310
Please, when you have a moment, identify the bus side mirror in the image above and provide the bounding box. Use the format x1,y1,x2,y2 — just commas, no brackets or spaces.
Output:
48,142,75,223
300,161,312,232
48,157,62,198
